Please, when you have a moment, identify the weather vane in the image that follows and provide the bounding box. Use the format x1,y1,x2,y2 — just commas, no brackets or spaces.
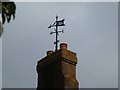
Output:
48,15,65,51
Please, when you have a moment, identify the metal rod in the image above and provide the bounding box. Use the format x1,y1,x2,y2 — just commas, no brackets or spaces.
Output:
55,15,58,51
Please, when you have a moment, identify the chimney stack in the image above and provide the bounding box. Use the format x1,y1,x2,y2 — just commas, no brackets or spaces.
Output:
36,43,79,89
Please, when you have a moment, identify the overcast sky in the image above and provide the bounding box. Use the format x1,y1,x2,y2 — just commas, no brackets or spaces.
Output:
2,2,118,88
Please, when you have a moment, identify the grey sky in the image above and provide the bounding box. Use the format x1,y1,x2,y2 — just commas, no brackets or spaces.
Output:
2,2,118,88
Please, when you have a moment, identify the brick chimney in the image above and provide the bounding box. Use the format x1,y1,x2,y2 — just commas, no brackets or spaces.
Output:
36,43,79,89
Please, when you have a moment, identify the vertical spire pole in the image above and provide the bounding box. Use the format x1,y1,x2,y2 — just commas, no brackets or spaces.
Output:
55,15,58,51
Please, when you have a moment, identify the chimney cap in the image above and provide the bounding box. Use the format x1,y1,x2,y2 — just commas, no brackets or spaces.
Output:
46,50,53,56
60,43,68,50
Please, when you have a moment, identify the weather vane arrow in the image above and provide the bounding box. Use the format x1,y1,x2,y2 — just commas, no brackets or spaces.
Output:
48,15,65,51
